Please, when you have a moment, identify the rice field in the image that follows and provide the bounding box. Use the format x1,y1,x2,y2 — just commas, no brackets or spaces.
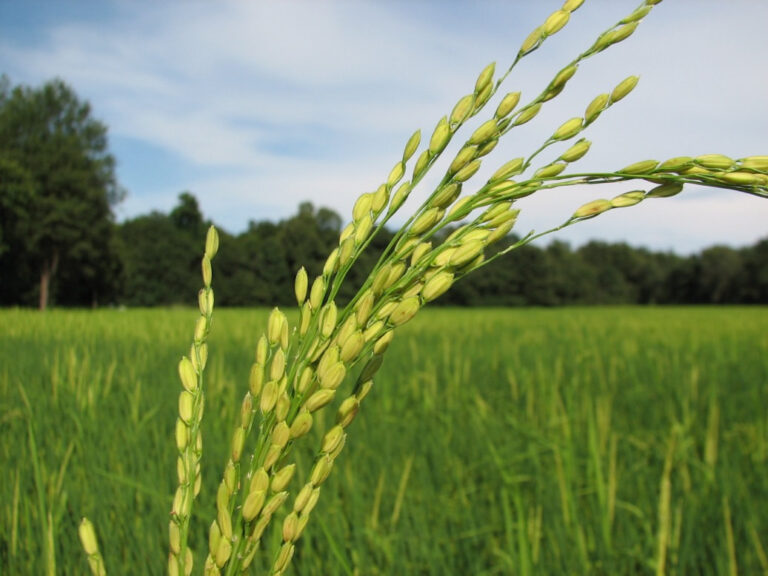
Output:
1,306,767,575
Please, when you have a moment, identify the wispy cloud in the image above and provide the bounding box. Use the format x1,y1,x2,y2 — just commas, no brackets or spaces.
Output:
1,0,766,253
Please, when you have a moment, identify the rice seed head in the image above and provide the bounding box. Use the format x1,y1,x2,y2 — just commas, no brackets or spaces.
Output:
198,288,213,316
175,419,188,451
282,512,299,543
585,93,610,124
271,421,291,448
475,62,496,95
242,490,266,522
303,488,322,516
263,491,290,518
249,467,270,494
271,464,297,493
719,171,765,185
354,214,374,246
520,27,542,55
646,182,683,198
355,290,376,324
595,22,639,52
320,302,338,338
387,161,406,189
356,379,374,403
372,183,389,212
169,521,181,554
610,75,640,103
318,345,340,376
469,119,499,146
573,199,612,219
256,335,268,364
194,316,207,343
310,455,334,486
450,240,485,268
270,349,286,381
413,150,431,181
208,520,221,557
429,116,451,155
249,363,264,397
422,271,454,302
562,0,585,11
179,391,194,424
322,425,346,454
474,81,493,110
410,242,433,267
214,538,232,569
513,103,542,126
363,321,385,342
231,427,245,462
202,255,212,288
495,92,521,118
340,331,365,363
535,162,567,178
178,356,197,392
260,380,279,414
323,248,339,277
338,237,355,267
293,484,313,513
486,219,516,244
543,10,570,35
319,361,347,390
741,155,768,171
204,225,219,259
411,207,442,236
620,159,659,174
190,342,208,372
489,158,524,184
268,308,286,346
79,518,100,556
695,154,734,170
454,159,483,183
352,194,373,222
402,129,421,161
274,543,295,573
305,388,336,412
373,330,395,355
389,181,412,213
551,64,578,90
276,391,290,421
611,190,645,207
337,396,360,428
552,117,583,141
560,139,591,162
622,5,652,22
659,156,693,171
449,146,478,176
290,410,313,439
309,276,325,311
450,94,475,126
389,297,421,326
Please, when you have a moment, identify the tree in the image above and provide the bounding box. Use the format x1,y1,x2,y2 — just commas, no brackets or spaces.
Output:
0,76,122,309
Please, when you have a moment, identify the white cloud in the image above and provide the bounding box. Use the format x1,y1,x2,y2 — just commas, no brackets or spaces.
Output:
1,0,767,251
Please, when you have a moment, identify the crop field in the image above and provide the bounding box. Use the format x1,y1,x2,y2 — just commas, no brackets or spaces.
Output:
2,307,768,575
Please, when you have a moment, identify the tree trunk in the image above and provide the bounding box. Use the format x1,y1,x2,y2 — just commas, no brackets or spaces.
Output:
38,250,59,311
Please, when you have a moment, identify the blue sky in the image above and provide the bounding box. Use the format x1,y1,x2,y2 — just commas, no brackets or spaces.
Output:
1,0,767,253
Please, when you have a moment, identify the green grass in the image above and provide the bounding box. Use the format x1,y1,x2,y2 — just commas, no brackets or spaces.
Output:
2,307,767,575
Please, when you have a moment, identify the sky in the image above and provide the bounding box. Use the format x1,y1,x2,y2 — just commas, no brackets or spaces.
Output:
1,0,766,254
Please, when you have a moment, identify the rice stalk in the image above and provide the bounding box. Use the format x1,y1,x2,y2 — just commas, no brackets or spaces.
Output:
75,0,768,573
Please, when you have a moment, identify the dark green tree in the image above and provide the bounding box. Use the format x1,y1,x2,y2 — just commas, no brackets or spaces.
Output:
0,76,122,308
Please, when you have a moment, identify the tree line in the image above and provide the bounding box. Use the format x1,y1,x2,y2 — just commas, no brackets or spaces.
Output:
2,76,767,309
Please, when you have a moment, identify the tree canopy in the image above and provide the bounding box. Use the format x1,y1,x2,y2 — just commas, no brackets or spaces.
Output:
0,76,122,309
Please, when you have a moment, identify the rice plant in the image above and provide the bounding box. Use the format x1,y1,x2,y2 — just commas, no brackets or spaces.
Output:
77,1,768,574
